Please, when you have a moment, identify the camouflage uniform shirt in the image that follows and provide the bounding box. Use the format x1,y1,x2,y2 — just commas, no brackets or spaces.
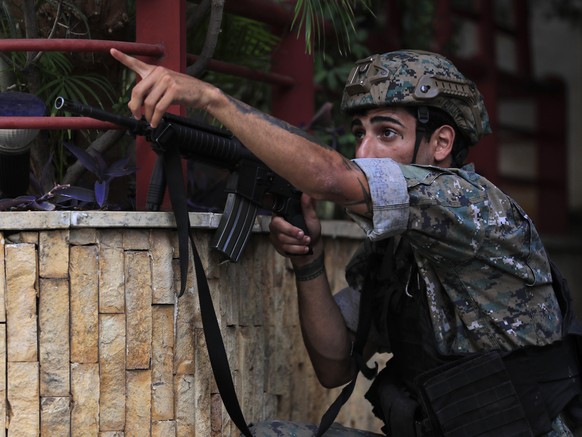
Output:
247,160,572,436
344,158,563,355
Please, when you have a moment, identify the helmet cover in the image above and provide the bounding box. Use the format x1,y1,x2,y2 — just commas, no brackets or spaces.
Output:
340,50,491,144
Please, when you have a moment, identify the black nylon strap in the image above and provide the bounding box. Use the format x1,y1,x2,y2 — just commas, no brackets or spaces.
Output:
315,377,358,436
162,149,189,298
162,139,253,437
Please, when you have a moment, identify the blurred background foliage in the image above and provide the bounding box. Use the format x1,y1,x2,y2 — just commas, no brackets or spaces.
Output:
1,0,580,210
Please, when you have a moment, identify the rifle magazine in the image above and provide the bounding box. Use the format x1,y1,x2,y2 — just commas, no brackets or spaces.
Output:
211,192,258,262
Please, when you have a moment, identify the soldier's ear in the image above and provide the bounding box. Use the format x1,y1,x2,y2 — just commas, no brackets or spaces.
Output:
433,125,455,163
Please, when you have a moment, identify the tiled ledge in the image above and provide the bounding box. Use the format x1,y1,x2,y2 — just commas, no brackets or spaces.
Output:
0,211,364,239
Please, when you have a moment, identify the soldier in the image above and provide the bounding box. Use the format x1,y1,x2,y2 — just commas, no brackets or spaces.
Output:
111,48,582,436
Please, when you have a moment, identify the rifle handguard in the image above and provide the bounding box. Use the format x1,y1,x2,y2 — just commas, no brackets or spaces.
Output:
55,96,311,259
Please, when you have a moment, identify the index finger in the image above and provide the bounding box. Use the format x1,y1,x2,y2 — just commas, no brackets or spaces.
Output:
110,48,152,79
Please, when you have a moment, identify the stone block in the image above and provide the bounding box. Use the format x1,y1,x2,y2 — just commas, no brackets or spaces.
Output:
194,329,211,436
151,305,174,420
99,246,125,314
99,314,126,431
69,228,97,246
70,245,99,364
39,278,70,396
150,229,175,304
174,282,196,375
98,229,123,248
174,374,195,437
0,234,5,323
41,396,71,436
152,420,176,437
39,230,70,279
71,363,99,436
0,324,5,433
125,251,152,370
7,361,39,436
5,243,38,362
126,370,151,437
238,326,265,424
123,229,149,250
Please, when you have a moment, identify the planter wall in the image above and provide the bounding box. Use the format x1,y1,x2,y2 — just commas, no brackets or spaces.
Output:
0,211,382,436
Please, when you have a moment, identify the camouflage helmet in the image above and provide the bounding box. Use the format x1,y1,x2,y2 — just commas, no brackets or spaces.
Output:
340,50,491,145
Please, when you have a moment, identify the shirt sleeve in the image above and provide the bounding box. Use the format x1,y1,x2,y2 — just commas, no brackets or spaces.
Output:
333,286,360,333
346,158,409,241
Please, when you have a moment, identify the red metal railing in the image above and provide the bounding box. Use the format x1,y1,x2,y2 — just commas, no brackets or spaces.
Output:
0,0,309,210
0,39,163,131
0,38,164,55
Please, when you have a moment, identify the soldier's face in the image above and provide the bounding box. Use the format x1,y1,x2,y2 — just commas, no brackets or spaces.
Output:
351,107,433,165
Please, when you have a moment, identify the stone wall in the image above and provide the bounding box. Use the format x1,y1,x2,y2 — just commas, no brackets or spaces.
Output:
0,212,383,436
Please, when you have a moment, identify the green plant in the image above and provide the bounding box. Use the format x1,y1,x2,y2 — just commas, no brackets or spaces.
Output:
0,0,130,185
291,0,375,55
397,0,436,50
187,12,280,112
63,142,136,209
35,53,115,113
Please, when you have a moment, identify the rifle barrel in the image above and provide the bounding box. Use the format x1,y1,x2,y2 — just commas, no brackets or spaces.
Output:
54,97,140,132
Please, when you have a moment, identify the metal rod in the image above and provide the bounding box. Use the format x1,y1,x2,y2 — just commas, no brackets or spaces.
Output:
0,39,164,57
186,54,294,87
0,117,122,130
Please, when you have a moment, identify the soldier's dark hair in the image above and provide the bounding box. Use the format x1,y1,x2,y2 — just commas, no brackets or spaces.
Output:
405,106,471,168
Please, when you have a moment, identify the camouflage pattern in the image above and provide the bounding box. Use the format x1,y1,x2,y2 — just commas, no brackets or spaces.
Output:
245,416,575,436
247,420,383,436
549,415,576,437
346,161,562,355
341,159,569,435
340,50,491,145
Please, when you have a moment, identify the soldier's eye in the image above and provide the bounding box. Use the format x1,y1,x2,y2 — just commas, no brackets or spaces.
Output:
352,129,365,142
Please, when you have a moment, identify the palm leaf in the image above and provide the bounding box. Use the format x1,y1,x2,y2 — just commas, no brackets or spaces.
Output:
292,0,374,55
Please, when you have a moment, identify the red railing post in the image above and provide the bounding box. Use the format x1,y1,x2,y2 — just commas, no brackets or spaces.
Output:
134,0,187,210
270,29,314,127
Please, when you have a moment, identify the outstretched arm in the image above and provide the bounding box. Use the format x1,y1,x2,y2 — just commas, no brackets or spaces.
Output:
110,48,373,219
111,49,369,387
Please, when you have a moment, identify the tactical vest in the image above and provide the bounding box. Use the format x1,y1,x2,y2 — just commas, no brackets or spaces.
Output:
362,238,582,437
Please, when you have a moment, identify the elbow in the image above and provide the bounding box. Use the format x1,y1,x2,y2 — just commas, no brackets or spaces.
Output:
318,375,353,390
295,155,353,203
314,362,354,389
319,377,347,390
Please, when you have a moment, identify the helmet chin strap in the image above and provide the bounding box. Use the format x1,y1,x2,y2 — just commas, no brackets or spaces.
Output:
412,106,430,164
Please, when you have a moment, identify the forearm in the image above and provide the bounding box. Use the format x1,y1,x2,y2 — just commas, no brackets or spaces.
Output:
205,91,372,216
109,48,373,218
293,253,355,388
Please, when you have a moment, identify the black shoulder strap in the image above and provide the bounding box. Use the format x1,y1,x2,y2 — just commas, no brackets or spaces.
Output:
162,142,253,437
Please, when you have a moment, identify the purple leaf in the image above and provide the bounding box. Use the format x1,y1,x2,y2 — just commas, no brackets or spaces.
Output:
64,142,101,177
31,201,56,211
0,196,35,210
95,180,109,208
107,156,137,178
55,185,96,202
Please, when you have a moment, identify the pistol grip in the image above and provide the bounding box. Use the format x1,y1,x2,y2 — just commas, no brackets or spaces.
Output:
278,198,313,256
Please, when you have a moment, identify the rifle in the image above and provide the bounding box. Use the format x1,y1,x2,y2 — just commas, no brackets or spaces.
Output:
54,96,310,262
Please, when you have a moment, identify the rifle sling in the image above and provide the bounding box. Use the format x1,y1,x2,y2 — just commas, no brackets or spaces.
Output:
162,141,253,437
